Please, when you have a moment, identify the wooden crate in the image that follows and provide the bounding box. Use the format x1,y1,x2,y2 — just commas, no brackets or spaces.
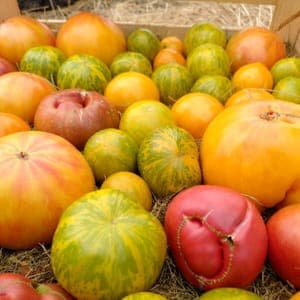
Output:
0,0,299,54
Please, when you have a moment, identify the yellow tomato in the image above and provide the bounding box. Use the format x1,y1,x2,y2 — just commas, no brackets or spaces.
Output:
104,71,160,112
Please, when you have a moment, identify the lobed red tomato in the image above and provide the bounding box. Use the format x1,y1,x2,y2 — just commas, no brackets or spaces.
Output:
164,185,268,290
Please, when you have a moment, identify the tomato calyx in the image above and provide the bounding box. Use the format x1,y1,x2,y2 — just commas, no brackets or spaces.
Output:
17,151,29,160
260,110,280,121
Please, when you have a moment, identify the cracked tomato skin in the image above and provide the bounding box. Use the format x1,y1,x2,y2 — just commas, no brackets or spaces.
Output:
164,185,268,290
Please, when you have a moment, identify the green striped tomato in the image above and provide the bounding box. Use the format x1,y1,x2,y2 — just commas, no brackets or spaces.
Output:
137,125,202,198
183,22,227,55
51,188,167,300
56,54,111,93
83,128,139,183
127,28,160,61
20,45,66,84
110,51,153,77
151,63,194,105
119,100,176,147
187,43,231,80
191,74,235,104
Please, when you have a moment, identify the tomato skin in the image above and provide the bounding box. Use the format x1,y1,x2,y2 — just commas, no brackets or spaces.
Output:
0,273,39,300
56,12,126,65
164,185,268,290
0,16,55,64
201,100,300,209
267,204,300,289
226,26,286,72
0,273,75,300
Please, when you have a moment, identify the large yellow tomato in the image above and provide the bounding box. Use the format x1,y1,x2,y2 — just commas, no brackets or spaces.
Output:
201,99,300,208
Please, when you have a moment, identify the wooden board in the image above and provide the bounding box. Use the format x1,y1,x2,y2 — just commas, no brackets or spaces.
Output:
0,0,20,21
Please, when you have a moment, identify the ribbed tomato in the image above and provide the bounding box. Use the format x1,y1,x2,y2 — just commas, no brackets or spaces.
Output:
0,131,95,249
164,185,268,290
201,100,300,208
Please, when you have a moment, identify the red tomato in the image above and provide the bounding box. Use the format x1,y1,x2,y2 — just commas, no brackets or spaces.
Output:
226,26,286,72
0,273,75,299
267,204,300,289
34,88,120,150
164,185,268,290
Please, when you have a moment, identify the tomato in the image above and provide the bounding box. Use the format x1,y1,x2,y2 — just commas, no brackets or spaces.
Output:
104,71,159,112
0,131,95,250
171,92,224,139
0,112,31,137
201,100,300,208
34,88,120,150
56,12,126,65
160,35,184,54
226,26,286,72
164,185,268,290
153,48,186,70
267,204,300,289
225,88,275,107
232,62,273,91
0,57,17,76
0,72,56,124
0,273,75,299
0,16,55,64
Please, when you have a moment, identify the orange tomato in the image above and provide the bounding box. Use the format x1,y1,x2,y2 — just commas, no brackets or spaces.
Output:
160,36,184,54
0,112,31,137
232,62,273,91
56,12,126,65
171,92,224,139
225,88,275,107
104,71,160,112
153,48,186,70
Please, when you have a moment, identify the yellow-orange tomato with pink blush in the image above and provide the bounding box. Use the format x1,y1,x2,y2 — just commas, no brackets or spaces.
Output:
0,72,56,124
0,130,95,250
0,16,55,64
